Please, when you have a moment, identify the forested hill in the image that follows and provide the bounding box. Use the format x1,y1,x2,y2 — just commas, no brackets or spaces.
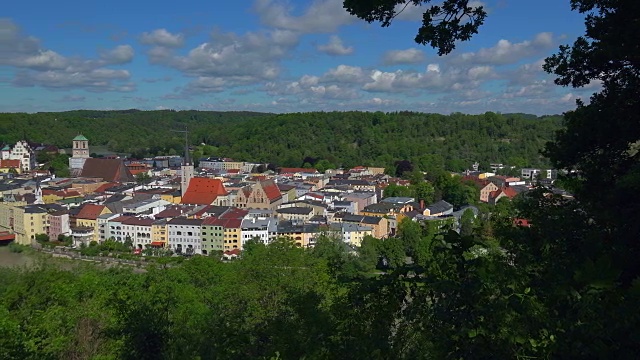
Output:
0,110,562,171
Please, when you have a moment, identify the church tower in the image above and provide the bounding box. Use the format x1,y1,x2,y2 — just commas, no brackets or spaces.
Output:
69,134,90,173
180,129,194,197
72,134,90,158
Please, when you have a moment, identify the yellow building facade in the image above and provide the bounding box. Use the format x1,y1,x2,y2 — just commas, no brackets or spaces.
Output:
151,221,168,245
0,202,48,245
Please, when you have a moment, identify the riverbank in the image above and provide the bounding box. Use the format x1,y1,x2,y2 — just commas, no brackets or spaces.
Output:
0,245,148,273
0,245,36,268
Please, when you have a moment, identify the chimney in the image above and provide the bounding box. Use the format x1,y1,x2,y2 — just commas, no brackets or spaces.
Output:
420,199,425,209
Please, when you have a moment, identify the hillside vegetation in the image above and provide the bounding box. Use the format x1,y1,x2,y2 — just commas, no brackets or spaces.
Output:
0,110,561,170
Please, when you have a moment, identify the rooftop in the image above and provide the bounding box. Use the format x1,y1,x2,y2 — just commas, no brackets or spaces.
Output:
276,207,313,215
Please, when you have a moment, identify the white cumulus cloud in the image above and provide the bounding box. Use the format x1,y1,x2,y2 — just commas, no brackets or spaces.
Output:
0,19,135,92
317,35,353,56
455,32,555,65
254,0,354,33
383,48,425,65
140,29,185,48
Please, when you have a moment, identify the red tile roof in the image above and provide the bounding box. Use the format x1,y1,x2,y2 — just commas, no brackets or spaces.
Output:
181,178,227,205
278,167,318,174
219,218,242,228
501,187,518,198
490,187,518,200
260,180,282,202
0,159,20,168
121,217,155,226
129,169,148,176
219,207,249,219
81,159,135,183
514,218,532,227
76,204,106,220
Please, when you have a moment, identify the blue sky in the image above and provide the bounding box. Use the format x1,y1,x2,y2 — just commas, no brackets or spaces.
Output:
1,0,595,114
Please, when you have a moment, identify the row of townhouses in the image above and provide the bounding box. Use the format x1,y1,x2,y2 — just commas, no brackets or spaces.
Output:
0,134,557,254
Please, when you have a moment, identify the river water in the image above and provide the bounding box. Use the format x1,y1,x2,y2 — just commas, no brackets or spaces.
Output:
0,246,35,268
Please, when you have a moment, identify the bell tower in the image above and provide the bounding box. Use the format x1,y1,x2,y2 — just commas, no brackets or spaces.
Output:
69,134,90,173
72,134,90,158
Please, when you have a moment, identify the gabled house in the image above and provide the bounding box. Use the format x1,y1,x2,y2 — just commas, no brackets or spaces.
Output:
1,141,36,172
480,182,499,203
234,179,283,210
489,187,518,205
180,177,228,205
73,204,111,242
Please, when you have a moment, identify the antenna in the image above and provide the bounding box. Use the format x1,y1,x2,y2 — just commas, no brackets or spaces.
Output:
171,126,190,165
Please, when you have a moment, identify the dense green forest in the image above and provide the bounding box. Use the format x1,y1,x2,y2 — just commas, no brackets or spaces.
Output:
1,197,638,359
0,110,561,171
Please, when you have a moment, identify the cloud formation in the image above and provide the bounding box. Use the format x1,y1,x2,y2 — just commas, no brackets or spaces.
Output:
140,29,185,48
317,35,353,56
455,32,555,65
148,28,299,95
254,0,354,33
383,48,425,65
0,18,134,92
0,1,583,116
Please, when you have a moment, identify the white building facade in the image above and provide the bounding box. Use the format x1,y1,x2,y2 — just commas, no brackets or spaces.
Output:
167,218,203,255
1,141,35,172
241,218,278,246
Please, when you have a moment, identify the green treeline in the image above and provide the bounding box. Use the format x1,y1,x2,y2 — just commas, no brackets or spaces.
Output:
2,193,638,359
0,110,561,170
